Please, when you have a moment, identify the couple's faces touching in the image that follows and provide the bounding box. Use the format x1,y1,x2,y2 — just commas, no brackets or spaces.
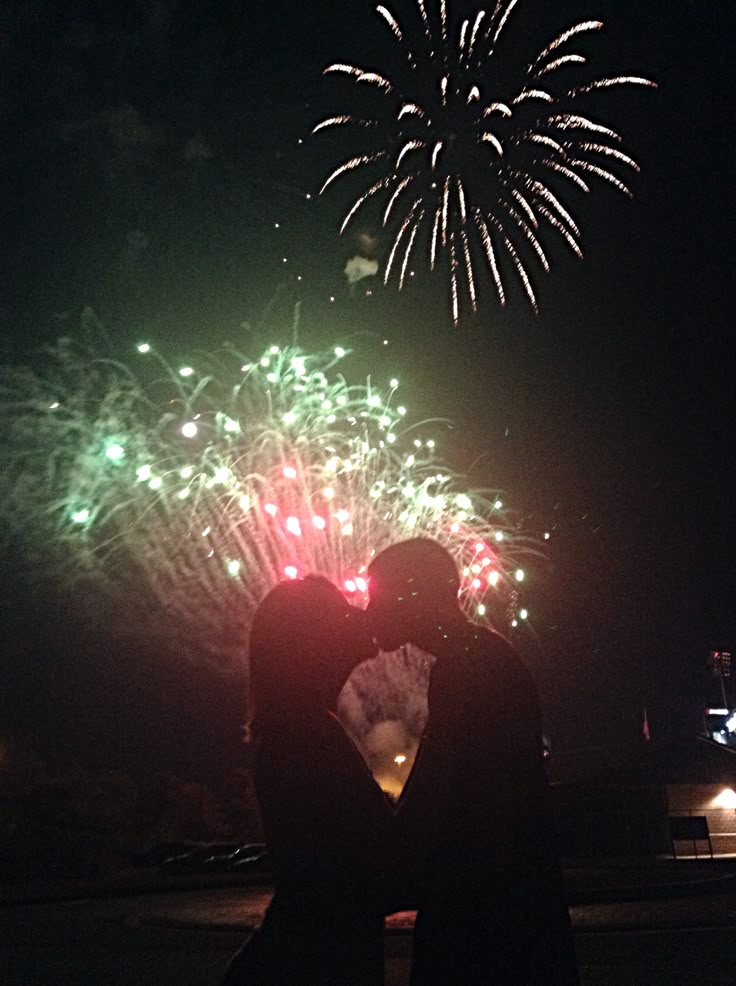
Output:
337,605,378,669
365,578,413,653
256,538,464,705
337,578,411,670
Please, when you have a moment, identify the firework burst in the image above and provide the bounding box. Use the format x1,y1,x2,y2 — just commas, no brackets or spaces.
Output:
1,338,537,670
315,0,655,324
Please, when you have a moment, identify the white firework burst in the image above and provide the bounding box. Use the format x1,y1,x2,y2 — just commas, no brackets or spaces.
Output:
315,0,656,324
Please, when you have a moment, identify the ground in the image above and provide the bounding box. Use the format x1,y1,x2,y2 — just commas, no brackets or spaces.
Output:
3,864,736,985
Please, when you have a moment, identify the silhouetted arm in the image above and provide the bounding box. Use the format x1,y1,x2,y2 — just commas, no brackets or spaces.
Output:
391,652,459,903
500,653,580,985
258,715,399,912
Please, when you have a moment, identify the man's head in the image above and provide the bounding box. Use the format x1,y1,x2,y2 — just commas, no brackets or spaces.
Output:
367,538,462,651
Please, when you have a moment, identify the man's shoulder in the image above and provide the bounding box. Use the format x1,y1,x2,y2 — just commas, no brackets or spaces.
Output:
429,624,534,687
470,624,522,660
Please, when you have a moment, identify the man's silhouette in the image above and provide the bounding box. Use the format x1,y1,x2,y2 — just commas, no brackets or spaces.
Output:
368,538,579,986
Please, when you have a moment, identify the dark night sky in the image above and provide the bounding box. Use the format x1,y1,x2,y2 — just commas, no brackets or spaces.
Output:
1,0,733,772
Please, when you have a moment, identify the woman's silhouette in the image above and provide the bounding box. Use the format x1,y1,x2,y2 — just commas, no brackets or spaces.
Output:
221,576,396,986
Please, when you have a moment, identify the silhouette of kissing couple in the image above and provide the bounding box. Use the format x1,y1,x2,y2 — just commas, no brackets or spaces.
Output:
221,538,579,986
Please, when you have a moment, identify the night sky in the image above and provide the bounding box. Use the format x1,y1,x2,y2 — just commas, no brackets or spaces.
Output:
1,0,732,774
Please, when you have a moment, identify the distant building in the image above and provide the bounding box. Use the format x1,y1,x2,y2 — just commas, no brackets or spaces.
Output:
548,738,736,857
704,650,735,746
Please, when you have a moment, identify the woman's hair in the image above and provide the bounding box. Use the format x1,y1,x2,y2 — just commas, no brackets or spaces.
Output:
247,576,371,736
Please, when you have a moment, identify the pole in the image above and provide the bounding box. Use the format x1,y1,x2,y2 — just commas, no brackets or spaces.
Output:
719,666,728,711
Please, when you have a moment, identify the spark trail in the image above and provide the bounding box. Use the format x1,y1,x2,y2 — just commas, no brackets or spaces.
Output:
1,339,536,669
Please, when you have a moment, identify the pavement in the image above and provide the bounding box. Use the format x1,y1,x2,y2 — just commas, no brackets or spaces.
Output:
563,854,736,903
5,861,736,986
5,855,736,935
125,857,736,935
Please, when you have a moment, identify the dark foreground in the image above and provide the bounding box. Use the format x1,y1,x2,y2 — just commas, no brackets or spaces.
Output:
3,879,736,986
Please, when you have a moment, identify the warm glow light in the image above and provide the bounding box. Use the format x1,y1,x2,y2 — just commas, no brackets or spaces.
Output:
713,788,736,809
284,565,299,579
394,754,407,765
264,503,278,516
283,465,298,479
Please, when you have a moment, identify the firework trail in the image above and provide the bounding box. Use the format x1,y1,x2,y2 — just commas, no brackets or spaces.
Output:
1,338,536,674
315,0,655,324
